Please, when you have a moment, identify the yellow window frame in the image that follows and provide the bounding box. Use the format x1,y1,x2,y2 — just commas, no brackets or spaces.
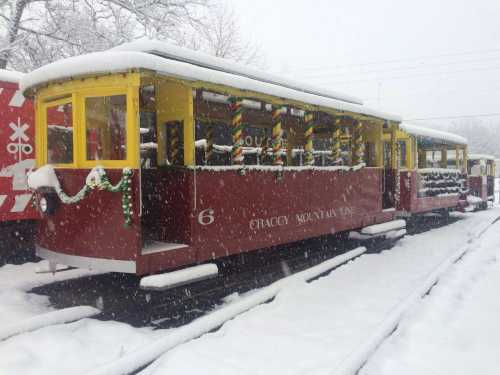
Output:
78,86,139,169
35,74,140,169
40,96,78,168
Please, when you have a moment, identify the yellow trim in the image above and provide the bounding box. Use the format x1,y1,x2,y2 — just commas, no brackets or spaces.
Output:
79,87,135,169
150,73,391,125
36,73,140,169
41,97,76,168
155,80,194,166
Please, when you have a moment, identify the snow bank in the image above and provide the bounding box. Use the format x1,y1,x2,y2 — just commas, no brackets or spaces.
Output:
0,306,100,341
140,264,218,291
0,319,160,375
0,69,24,84
20,51,400,122
85,247,367,375
400,123,467,145
113,39,363,105
334,219,496,375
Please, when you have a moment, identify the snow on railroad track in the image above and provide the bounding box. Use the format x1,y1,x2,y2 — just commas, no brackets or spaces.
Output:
360,213,500,375
133,208,500,375
85,247,368,375
0,209,499,375
0,305,100,341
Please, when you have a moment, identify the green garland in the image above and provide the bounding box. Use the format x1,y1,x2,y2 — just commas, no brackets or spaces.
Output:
53,168,133,226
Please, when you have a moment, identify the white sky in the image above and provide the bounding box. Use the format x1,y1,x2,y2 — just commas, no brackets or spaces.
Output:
226,0,500,128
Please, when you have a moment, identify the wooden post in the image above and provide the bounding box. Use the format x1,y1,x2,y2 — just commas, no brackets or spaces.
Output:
304,112,314,166
271,106,283,166
229,97,244,165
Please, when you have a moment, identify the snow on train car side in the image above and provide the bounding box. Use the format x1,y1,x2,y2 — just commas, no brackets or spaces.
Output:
0,69,37,222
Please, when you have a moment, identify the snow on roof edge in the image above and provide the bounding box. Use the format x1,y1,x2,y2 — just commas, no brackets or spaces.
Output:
468,153,496,160
400,123,467,145
0,69,24,84
20,51,401,122
112,39,363,106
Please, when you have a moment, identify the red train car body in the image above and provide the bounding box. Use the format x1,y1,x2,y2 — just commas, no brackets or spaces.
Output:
467,154,496,209
0,70,38,223
36,167,395,275
396,123,468,216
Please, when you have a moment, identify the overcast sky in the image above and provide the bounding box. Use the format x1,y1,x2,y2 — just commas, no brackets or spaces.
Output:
226,0,500,128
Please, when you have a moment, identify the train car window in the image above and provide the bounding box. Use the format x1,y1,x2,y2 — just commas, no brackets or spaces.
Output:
313,137,331,166
383,141,391,168
47,102,74,164
140,86,157,169
364,142,376,167
426,150,441,168
85,95,127,161
160,121,184,166
398,140,407,168
243,125,271,166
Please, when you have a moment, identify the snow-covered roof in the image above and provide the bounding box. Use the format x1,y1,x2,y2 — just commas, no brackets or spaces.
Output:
468,153,496,160
112,39,363,105
400,123,467,146
0,69,24,84
20,49,401,123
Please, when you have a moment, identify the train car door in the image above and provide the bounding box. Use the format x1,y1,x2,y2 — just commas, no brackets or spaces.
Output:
382,140,395,209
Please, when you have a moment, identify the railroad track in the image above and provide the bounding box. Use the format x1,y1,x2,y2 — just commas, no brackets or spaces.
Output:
331,213,500,375
32,231,365,328
81,213,496,375
31,214,457,328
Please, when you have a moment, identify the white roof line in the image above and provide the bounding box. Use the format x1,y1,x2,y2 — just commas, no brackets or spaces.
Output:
112,39,363,105
0,69,24,84
468,153,496,160
20,50,401,122
400,122,467,145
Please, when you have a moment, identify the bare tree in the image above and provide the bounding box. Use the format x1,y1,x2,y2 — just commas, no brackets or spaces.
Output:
185,3,264,66
0,0,207,70
0,0,263,71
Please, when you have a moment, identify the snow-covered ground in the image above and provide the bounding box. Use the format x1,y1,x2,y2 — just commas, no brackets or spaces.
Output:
0,208,499,374
140,208,500,375
361,213,500,375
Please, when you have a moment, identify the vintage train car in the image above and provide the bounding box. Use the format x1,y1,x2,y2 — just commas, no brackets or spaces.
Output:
466,154,496,209
0,69,38,257
22,40,406,279
395,123,468,216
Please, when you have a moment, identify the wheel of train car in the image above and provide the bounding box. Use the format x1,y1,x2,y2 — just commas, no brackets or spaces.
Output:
38,193,59,215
